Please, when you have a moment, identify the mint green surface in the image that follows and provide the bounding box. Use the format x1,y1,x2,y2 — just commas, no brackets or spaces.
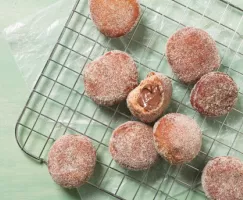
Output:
0,1,79,199
2,0,243,200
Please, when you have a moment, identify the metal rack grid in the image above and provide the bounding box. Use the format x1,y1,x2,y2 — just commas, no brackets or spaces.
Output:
15,0,243,199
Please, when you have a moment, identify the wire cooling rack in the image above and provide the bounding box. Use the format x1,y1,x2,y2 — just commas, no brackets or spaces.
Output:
15,0,243,199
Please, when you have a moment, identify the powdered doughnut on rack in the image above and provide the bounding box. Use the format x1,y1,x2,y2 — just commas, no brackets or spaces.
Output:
89,0,141,37
166,27,220,84
202,156,243,200
153,113,202,165
127,72,172,123
48,134,96,188
109,121,159,170
190,72,238,117
84,50,138,106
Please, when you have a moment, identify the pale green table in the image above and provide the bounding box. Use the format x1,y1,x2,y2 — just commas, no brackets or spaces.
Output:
0,1,80,199
2,1,243,200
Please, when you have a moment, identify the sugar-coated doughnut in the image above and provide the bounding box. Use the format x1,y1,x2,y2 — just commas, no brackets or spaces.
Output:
48,134,96,188
202,156,243,200
109,121,159,170
153,113,202,165
190,72,238,117
89,0,141,37
166,27,220,84
127,72,172,123
84,50,138,106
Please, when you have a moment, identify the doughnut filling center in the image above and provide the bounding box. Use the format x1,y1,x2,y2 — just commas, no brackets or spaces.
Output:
138,84,162,111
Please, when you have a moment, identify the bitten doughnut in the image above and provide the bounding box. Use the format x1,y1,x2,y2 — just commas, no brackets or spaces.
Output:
109,121,159,170
190,72,238,117
166,27,220,84
153,113,202,165
202,156,243,200
84,50,138,106
48,134,96,188
127,72,172,123
89,0,141,37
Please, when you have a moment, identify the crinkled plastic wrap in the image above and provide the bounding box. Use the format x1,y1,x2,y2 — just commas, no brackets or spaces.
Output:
3,0,243,92
3,0,76,90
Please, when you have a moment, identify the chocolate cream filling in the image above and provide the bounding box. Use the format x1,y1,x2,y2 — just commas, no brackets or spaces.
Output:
137,85,162,111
